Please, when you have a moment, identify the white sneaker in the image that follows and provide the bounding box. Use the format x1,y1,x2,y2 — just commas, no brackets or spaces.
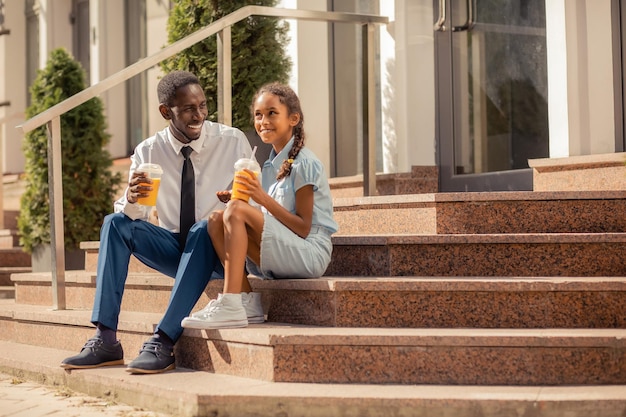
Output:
191,292,264,323
190,298,218,319
241,292,264,324
181,293,248,329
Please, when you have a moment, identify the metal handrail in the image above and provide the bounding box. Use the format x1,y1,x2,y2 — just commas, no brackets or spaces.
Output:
16,5,388,309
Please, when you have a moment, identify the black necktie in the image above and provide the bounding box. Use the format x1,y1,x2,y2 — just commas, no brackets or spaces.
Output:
179,146,195,246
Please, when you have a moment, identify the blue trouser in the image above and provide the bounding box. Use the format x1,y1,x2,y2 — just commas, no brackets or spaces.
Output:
91,213,219,342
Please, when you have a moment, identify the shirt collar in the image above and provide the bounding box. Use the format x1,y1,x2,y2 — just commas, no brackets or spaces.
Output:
166,122,206,155
267,137,295,170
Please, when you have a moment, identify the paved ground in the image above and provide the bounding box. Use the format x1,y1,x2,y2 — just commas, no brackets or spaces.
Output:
0,372,170,417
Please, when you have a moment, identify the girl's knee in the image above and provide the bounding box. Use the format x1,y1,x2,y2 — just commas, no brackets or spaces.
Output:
207,210,224,236
223,199,248,222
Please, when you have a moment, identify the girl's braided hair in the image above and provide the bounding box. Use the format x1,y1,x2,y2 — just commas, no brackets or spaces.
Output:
251,83,305,180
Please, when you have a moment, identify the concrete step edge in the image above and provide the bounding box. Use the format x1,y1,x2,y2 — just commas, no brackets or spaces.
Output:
11,272,626,291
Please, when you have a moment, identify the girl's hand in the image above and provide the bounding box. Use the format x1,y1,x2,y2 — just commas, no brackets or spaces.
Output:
235,168,265,203
216,190,231,204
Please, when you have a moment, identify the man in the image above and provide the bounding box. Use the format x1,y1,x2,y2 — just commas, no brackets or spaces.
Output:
61,71,263,374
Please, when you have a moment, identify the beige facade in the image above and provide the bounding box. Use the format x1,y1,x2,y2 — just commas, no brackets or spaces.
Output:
0,0,621,181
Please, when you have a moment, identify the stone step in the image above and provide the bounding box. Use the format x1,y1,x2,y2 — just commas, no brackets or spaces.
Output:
0,301,624,386
0,229,15,249
328,233,626,277
0,266,31,286
2,341,624,417
0,247,31,268
10,273,626,329
332,191,626,235
80,232,626,277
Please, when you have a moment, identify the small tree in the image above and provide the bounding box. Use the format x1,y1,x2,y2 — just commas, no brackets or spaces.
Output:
161,0,291,131
18,47,122,253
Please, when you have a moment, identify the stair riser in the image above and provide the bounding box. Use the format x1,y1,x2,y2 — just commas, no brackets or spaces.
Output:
264,290,626,328
177,333,626,385
333,195,626,235
13,277,626,329
0,250,31,268
328,242,626,277
0,317,149,362
436,199,626,234
13,281,221,314
269,344,626,385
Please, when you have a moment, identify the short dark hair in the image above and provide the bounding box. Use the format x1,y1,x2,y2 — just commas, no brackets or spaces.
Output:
157,71,200,106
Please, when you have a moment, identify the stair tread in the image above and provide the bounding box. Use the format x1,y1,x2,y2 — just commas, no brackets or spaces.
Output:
12,271,626,287
333,232,626,243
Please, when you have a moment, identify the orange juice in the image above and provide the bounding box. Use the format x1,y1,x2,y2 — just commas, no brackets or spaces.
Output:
231,171,259,202
136,163,163,206
231,157,261,203
137,177,161,206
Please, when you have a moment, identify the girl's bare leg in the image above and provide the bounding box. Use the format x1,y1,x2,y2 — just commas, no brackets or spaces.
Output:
222,200,264,294
208,210,226,265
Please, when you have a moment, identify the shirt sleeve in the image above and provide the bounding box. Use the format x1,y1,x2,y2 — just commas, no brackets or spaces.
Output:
293,158,322,192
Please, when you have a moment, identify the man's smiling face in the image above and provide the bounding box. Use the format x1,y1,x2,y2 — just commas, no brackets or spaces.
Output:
165,83,208,144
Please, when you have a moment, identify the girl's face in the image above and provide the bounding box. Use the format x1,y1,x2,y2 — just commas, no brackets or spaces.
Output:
253,92,299,151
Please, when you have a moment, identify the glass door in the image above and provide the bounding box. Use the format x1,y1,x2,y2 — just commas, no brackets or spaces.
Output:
435,0,549,191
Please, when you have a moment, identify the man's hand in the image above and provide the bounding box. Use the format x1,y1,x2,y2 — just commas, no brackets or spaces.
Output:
127,172,152,204
216,190,231,204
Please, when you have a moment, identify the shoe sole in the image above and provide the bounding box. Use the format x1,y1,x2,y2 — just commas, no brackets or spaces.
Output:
125,363,176,374
181,317,248,329
191,315,264,323
247,315,265,324
60,359,125,369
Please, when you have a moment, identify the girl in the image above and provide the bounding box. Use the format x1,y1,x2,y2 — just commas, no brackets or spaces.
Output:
181,83,338,329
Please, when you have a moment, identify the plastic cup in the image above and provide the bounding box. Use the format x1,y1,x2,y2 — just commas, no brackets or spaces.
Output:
136,163,163,206
231,158,261,202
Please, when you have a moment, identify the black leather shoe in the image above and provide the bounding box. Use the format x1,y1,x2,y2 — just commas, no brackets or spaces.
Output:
125,336,175,374
61,336,124,369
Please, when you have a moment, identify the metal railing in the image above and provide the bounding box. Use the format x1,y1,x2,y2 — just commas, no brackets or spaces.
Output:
17,5,388,309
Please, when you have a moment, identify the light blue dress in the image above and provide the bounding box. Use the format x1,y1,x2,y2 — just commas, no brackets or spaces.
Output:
246,138,338,279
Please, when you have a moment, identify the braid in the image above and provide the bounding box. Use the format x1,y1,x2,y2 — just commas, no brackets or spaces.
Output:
251,83,306,180
277,126,305,180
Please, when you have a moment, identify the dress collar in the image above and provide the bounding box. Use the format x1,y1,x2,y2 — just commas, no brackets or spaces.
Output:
267,137,295,170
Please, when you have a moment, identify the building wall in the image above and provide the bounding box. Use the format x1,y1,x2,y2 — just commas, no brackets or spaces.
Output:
0,0,623,181
91,0,127,160
0,1,28,175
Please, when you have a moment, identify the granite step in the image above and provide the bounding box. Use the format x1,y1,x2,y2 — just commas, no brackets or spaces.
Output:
2,341,624,417
11,273,626,330
0,247,31,268
332,191,626,235
80,232,626,278
328,233,626,277
0,300,624,386
0,266,31,286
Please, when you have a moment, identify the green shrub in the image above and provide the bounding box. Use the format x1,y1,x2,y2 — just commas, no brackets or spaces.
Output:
161,0,291,131
18,47,122,253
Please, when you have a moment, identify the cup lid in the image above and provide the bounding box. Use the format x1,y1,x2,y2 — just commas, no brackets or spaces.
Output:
137,163,163,175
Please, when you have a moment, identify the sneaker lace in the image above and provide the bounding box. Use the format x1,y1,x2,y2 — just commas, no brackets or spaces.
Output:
196,298,219,315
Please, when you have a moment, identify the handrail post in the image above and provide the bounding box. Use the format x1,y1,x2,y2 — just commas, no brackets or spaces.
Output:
362,22,377,196
217,26,232,126
47,117,66,310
